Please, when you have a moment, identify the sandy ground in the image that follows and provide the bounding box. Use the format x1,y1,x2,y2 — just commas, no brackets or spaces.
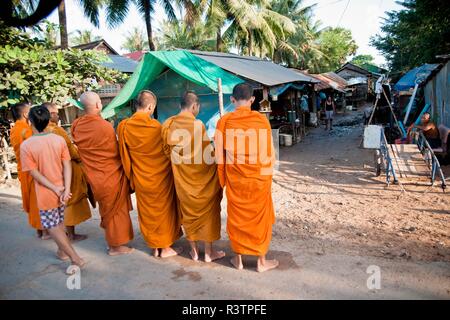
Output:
1,108,449,299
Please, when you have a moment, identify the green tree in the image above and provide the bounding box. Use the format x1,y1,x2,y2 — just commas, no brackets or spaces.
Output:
371,0,450,72
317,27,357,72
121,27,149,52
157,20,215,51
202,0,295,56
0,25,126,107
199,0,295,55
271,0,324,70
32,20,59,47
104,0,177,51
351,54,375,67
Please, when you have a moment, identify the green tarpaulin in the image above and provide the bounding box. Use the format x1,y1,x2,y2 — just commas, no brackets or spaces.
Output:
101,50,243,119
67,97,84,110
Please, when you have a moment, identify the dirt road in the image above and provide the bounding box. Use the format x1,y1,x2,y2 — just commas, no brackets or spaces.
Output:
1,110,449,299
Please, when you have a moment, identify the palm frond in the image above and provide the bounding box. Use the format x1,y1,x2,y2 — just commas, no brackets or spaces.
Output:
78,0,103,28
106,0,130,28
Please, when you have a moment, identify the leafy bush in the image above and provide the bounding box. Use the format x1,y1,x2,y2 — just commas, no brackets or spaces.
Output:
0,25,127,107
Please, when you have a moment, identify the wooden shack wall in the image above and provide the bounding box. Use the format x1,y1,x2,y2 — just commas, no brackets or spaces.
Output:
425,60,450,127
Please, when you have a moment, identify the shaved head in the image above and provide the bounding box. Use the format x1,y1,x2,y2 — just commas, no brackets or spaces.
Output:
179,91,200,117
12,102,30,121
180,91,199,110
80,91,102,115
42,102,57,113
137,90,157,109
42,102,59,124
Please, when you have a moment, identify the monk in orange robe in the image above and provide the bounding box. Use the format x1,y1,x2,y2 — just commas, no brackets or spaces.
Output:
161,91,225,262
117,90,182,258
43,103,91,241
71,92,134,256
9,102,48,239
215,83,278,272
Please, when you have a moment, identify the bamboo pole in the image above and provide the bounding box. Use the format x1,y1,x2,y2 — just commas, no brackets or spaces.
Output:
217,78,224,117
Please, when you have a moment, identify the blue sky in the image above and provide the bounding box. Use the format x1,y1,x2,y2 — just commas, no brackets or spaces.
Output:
47,0,404,67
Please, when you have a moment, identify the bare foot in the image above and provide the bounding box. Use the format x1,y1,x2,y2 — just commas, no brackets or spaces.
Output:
205,250,226,263
230,256,243,270
56,250,70,261
160,247,182,258
68,234,88,242
36,230,43,239
190,249,199,261
108,246,134,256
152,248,159,258
256,259,279,273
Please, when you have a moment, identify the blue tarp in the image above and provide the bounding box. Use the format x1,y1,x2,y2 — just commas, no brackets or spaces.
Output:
394,64,440,91
269,83,306,97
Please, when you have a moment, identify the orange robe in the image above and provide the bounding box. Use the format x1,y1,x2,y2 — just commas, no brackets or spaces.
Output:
161,111,222,242
117,111,182,248
10,120,41,229
71,114,133,247
45,122,91,226
215,106,275,256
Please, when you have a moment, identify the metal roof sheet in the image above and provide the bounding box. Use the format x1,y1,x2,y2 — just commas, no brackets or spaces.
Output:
102,55,138,73
189,50,319,87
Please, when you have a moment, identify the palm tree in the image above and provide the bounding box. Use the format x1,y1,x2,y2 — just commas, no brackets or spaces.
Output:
59,0,104,48
33,19,59,47
200,0,295,55
271,0,325,71
157,19,215,50
70,29,102,45
104,0,177,51
57,0,69,48
229,1,296,57
121,27,149,52
16,0,104,48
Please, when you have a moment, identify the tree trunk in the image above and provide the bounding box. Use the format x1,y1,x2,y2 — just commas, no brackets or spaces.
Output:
143,0,155,51
248,29,253,56
58,0,68,49
216,28,223,52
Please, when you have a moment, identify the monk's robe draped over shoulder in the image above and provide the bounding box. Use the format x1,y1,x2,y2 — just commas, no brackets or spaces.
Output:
117,112,182,248
10,120,41,229
45,122,91,226
161,112,222,242
71,114,133,247
214,106,275,256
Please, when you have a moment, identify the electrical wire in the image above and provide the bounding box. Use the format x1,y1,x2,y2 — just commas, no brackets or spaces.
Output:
337,0,350,27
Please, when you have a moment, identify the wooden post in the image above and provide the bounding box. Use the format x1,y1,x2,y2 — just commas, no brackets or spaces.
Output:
311,89,317,113
217,78,224,117
292,91,297,144
1,137,12,180
262,87,269,101
63,106,71,126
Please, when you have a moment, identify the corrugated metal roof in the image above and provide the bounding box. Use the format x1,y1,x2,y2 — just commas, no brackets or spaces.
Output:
336,62,371,76
322,72,348,88
291,70,347,92
189,50,319,87
102,55,138,73
123,50,147,61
